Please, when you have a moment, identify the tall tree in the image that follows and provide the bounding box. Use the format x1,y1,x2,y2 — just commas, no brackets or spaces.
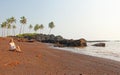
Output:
1,24,4,37
7,24,11,36
29,24,33,33
6,17,16,36
1,23,4,37
1,22,7,37
6,18,11,36
10,17,16,36
39,24,44,34
34,24,39,33
12,25,16,36
48,21,55,34
19,16,27,34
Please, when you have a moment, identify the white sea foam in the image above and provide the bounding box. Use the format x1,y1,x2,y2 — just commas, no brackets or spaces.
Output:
54,41,120,62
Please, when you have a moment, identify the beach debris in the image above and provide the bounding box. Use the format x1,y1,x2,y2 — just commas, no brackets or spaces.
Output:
92,43,105,47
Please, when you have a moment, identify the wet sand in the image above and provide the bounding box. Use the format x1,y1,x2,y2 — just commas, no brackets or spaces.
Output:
0,37,120,75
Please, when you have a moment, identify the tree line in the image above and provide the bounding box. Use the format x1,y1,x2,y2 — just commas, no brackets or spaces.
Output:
0,16,55,37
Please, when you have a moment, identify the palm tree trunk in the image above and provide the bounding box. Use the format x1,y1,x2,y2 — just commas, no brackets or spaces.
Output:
49,29,52,35
13,29,15,36
23,25,25,34
7,29,8,37
19,25,22,34
29,29,30,33
2,29,3,37
3,28,5,37
39,29,41,34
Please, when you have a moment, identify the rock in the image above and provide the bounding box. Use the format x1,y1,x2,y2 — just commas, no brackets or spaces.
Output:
15,33,87,47
80,38,87,47
54,42,65,47
26,39,35,42
35,34,64,43
57,38,87,47
92,43,105,47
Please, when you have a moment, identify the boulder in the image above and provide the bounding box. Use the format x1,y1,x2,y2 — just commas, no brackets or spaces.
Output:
80,38,87,47
92,43,105,47
57,38,87,47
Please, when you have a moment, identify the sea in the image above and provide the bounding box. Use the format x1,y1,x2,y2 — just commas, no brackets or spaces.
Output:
54,41,120,62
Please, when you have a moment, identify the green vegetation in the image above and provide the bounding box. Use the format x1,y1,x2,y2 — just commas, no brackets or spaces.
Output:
34,24,39,32
49,21,55,34
39,24,44,34
19,16,27,34
16,33,37,38
0,16,55,37
29,24,33,32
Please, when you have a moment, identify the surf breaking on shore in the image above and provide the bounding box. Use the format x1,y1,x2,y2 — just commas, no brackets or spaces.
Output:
53,41,120,62
0,38,120,75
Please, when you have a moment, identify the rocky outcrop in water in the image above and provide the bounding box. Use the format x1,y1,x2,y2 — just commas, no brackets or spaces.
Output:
57,38,87,47
92,43,105,47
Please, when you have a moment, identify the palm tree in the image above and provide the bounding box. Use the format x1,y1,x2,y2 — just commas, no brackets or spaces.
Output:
7,24,11,36
10,17,16,23
12,25,16,36
1,22,7,37
10,17,16,36
34,24,39,33
19,16,27,34
6,17,16,36
29,24,33,33
39,24,44,34
6,18,11,36
48,21,55,34
1,23,5,37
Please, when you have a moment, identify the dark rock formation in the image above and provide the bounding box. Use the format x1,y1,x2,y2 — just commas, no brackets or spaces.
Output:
35,34,64,43
16,33,87,47
92,43,105,47
35,34,87,47
57,38,87,47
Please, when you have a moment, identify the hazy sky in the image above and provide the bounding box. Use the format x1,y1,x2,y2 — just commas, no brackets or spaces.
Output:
0,0,120,40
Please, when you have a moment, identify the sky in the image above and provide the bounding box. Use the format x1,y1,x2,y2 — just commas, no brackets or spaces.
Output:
0,0,120,40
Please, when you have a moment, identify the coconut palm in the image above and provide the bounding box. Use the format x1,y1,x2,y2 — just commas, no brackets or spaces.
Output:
19,16,27,34
7,17,16,25
6,18,11,36
39,24,44,34
6,17,16,36
10,17,16,23
7,24,11,36
1,22,7,37
10,17,16,36
12,25,16,36
1,23,5,37
48,21,55,34
29,24,33,33
34,24,39,33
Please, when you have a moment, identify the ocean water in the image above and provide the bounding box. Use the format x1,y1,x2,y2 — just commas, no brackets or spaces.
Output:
55,41,120,62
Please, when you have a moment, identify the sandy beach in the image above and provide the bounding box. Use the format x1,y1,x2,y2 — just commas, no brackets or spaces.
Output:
0,38,120,75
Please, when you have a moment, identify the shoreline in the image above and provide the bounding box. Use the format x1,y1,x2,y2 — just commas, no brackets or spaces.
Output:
0,38,120,75
53,46,120,62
